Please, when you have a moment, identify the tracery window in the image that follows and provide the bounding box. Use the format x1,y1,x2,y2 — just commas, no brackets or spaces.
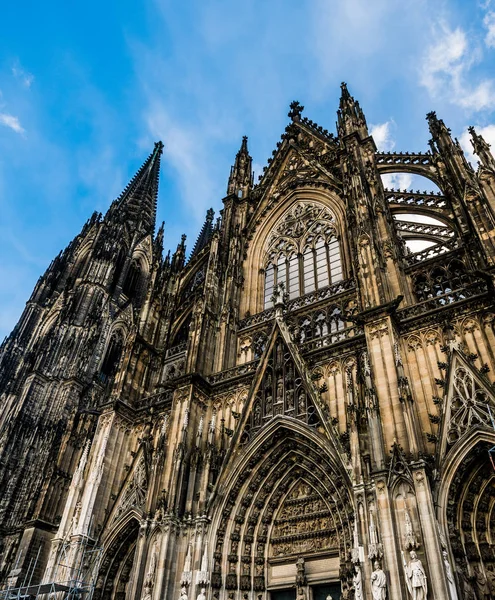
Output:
413,259,470,305
264,203,343,308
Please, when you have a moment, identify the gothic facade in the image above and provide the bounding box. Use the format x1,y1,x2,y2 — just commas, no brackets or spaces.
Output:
1,84,495,600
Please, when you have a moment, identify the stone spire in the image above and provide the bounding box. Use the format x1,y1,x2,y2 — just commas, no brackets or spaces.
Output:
469,126,495,171
171,234,187,272
106,141,163,236
337,82,368,138
227,136,253,198
190,208,215,257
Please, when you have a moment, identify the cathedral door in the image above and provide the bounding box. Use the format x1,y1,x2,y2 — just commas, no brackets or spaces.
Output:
311,583,341,600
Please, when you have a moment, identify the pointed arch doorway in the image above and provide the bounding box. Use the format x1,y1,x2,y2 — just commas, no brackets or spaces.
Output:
94,518,140,600
208,419,353,599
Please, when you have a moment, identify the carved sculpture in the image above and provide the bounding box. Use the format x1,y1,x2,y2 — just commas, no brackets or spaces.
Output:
402,551,428,600
179,587,189,600
371,561,387,600
442,551,458,600
353,565,363,600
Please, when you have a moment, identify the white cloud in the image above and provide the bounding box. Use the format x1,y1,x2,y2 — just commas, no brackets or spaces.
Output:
420,23,495,112
484,11,495,48
381,172,413,190
0,113,25,135
370,121,395,151
459,124,495,166
12,63,34,88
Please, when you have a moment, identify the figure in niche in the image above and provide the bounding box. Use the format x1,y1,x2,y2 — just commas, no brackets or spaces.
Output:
441,551,457,600
454,559,475,600
253,402,261,426
265,394,273,414
179,587,188,600
402,551,427,600
276,342,283,366
266,372,272,388
371,561,387,599
276,377,284,403
474,565,490,600
353,565,363,600
298,390,307,412
287,363,294,382
196,589,206,600
287,388,295,409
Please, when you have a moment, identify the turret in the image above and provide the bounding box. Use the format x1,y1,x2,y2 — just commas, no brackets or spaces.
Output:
171,235,187,272
227,136,253,199
337,82,368,139
469,126,495,171
426,112,474,196
190,209,215,257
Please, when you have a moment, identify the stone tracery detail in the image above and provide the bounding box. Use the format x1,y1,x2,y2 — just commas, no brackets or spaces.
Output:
242,336,320,445
113,456,148,521
264,202,342,307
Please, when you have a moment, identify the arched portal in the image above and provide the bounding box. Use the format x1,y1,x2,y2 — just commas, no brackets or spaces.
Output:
437,430,495,598
209,418,354,599
94,518,140,600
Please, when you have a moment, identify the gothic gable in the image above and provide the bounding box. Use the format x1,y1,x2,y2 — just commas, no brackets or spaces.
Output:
248,138,342,234
109,452,148,524
437,349,495,462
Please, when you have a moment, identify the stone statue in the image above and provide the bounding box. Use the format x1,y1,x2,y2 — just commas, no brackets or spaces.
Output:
179,587,188,600
196,588,206,600
402,551,427,600
371,561,387,600
442,551,458,600
353,564,363,600
454,558,475,600
474,564,490,600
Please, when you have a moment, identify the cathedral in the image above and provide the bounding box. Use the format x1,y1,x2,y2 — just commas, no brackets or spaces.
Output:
1,83,495,600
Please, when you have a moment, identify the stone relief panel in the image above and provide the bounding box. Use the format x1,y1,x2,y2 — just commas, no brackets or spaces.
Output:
269,480,338,559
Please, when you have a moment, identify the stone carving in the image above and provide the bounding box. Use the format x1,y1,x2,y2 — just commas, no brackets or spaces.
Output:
113,456,148,522
368,511,383,559
196,543,210,585
141,545,157,600
270,481,337,557
441,551,457,600
403,508,418,551
445,364,494,447
371,561,387,599
402,551,427,600
179,587,188,600
196,588,206,600
180,544,193,586
473,564,490,600
353,565,363,600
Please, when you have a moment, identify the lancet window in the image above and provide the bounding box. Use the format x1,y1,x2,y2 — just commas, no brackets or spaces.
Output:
263,203,342,308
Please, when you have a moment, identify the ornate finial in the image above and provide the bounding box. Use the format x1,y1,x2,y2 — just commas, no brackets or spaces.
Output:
206,208,214,221
288,100,304,122
340,81,350,99
154,140,164,152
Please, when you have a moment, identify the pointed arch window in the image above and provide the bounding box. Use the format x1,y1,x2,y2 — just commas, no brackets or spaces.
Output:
263,203,343,308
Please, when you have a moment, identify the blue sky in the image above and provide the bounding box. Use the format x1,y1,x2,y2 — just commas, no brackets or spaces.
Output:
1,0,495,339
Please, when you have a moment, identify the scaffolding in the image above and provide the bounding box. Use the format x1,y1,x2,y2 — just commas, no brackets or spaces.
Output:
0,535,103,600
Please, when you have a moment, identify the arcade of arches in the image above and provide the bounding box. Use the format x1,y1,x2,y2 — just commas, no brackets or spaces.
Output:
2,87,495,600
